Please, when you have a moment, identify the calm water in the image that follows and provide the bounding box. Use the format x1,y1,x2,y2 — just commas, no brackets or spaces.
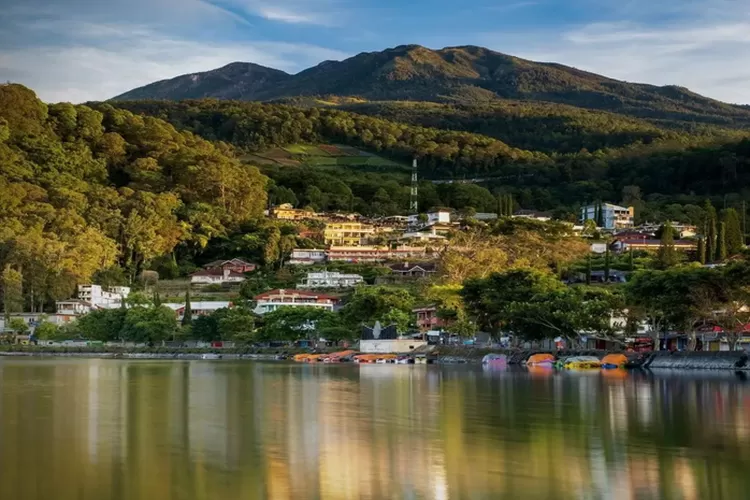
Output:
1,360,749,499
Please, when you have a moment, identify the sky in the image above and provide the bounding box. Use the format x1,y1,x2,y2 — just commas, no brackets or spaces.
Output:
1,0,749,103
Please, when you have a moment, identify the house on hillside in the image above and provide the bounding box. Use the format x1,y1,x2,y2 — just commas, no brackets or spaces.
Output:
611,238,697,253
190,268,246,285
289,249,327,265
253,289,341,315
388,262,438,279
203,258,257,274
580,203,635,230
55,284,131,316
323,222,375,247
166,301,233,321
298,271,364,289
413,306,446,331
271,203,317,221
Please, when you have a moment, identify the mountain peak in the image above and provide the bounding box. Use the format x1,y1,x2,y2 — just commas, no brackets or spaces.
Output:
111,44,748,126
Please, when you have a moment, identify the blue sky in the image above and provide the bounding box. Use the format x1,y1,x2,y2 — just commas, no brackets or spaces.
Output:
1,0,749,103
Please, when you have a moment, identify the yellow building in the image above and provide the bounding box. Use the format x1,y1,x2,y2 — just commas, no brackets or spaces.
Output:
271,203,316,221
324,222,375,247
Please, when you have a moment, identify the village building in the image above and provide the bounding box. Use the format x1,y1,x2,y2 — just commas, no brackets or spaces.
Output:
326,245,431,263
359,321,427,353
611,238,697,253
513,210,553,222
190,268,246,285
298,271,364,289
203,258,257,274
289,248,327,265
413,306,446,331
271,203,317,221
389,262,438,279
323,222,376,247
253,289,341,315
56,284,131,316
165,301,233,321
580,203,635,230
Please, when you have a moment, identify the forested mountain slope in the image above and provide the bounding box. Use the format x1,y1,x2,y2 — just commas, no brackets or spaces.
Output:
0,84,267,309
113,45,750,129
113,99,750,211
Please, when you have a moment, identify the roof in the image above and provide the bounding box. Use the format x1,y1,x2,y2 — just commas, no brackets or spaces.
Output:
388,262,437,273
203,258,255,269
254,289,340,301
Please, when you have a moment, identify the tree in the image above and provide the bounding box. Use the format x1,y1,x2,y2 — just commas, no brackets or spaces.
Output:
182,288,192,326
721,208,743,256
656,222,679,269
697,237,706,265
704,200,717,263
342,286,415,328
626,267,725,350
604,245,611,282
629,247,635,272
217,307,256,341
260,307,333,342
34,320,60,341
76,309,126,342
586,255,592,285
120,306,177,344
1,267,23,319
462,268,564,336
8,318,29,335
717,262,750,351
717,221,727,262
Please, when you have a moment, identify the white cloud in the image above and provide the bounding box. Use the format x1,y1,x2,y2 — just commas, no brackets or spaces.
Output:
478,17,750,104
210,0,342,26
0,26,348,103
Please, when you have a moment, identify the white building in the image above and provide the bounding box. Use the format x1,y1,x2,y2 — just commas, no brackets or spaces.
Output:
190,268,246,284
408,209,452,226
57,284,131,316
580,203,634,230
253,289,340,315
77,284,130,308
289,249,327,266
298,271,364,289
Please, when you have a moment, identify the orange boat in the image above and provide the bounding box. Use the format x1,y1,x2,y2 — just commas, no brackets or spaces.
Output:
325,350,356,363
601,353,628,369
294,354,312,362
526,353,555,366
304,354,323,363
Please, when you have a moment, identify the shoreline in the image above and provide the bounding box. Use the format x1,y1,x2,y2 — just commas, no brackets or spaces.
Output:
1,347,748,370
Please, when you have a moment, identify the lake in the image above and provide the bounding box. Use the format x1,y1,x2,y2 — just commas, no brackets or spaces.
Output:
1,359,749,499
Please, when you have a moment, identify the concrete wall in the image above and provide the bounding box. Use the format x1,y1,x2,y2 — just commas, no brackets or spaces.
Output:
359,339,427,354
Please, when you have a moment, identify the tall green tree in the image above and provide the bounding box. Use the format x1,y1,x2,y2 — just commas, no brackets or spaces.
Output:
656,222,679,269
697,237,706,264
721,208,743,255
604,246,611,282
717,221,727,262
1,267,23,319
704,200,717,263
182,288,192,326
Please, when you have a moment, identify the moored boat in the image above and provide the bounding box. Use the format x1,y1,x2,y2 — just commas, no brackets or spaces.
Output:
563,356,601,369
526,353,556,367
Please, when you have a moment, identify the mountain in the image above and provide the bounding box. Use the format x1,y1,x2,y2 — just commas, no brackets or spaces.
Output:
112,44,750,128
114,62,290,101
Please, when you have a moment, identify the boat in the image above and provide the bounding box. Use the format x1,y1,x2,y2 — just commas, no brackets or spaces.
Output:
294,353,312,362
482,354,507,365
563,356,601,369
601,353,628,369
325,350,356,363
526,353,556,367
202,353,222,360
304,354,323,363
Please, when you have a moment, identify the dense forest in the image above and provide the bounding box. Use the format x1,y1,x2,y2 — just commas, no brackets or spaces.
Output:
114,99,750,216
0,84,267,311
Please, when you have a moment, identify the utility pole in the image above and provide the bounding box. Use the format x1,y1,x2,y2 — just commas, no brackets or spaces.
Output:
409,158,418,214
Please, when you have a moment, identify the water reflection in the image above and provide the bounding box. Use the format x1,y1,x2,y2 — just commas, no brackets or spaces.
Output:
0,359,749,499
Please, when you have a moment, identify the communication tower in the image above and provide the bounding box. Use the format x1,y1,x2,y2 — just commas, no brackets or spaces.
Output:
410,158,418,214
